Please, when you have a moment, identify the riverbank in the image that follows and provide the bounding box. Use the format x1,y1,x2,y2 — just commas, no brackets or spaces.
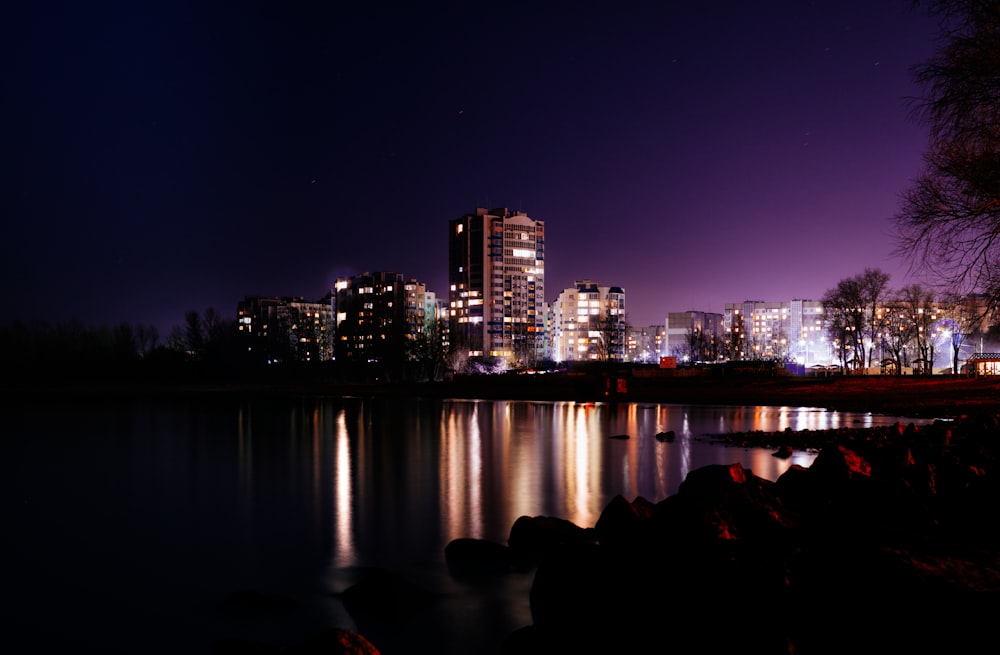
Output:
8,371,999,420
407,372,1000,419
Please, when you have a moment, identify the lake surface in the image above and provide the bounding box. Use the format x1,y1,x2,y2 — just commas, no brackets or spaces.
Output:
6,394,936,654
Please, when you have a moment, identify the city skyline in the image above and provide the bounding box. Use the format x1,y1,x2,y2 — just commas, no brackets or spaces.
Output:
6,2,945,338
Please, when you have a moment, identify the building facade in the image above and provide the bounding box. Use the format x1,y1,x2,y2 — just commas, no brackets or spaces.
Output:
626,324,665,363
549,280,627,362
236,294,333,363
724,299,832,364
448,207,545,368
665,311,724,363
332,272,412,370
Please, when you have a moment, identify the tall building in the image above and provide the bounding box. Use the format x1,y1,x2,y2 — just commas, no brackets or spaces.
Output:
448,207,545,367
549,280,627,363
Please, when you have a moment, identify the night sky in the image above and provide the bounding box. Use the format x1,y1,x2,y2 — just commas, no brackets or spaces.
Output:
5,1,944,337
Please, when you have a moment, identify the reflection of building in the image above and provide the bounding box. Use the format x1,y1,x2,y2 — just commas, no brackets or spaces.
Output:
237,294,333,363
665,311,724,362
448,207,545,367
549,280,626,362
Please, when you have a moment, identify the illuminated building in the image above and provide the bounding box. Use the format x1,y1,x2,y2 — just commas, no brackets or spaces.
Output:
626,325,665,363
236,294,333,363
334,272,432,375
448,207,545,368
723,299,830,364
665,311,724,363
549,280,626,363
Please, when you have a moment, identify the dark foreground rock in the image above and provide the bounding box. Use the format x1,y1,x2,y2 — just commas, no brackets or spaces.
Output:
214,627,381,654
448,412,1000,654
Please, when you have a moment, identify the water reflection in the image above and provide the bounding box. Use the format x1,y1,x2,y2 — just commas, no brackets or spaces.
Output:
315,398,930,571
333,408,354,568
224,398,935,576
5,396,939,655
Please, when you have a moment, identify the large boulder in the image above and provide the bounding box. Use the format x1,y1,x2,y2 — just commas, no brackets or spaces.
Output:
506,514,596,566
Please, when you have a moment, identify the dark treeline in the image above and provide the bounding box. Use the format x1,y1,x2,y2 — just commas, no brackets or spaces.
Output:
0,311,301,388
0,310,463,389
0,311,627,393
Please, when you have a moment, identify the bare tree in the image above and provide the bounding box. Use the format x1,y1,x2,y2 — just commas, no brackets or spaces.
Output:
877,298,919,375
940,291,992,373
595,310,626,362
135,323,159,354
894,1,1000,311
860,268,893,368
183,310,204,356
822,275,867,372
901,283,939,374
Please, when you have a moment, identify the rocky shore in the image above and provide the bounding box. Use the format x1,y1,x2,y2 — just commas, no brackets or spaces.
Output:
214,374,1000,654
490,413,1000,653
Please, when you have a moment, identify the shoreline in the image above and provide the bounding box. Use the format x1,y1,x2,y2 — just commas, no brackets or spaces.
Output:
7,372,999,420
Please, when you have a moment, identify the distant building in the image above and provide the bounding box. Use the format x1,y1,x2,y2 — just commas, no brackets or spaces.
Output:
333,272,431,376
448,207,545,368
665,311,724,363
549,280,626,362
236,294,333,363
723,299,830,364
626,325,665,363
788,299,828,365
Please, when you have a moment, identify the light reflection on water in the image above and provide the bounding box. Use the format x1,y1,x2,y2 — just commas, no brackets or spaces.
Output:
420,399,920,552
6,395,936,655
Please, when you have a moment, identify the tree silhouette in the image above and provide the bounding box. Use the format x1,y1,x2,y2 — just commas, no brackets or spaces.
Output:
894,1,1000,312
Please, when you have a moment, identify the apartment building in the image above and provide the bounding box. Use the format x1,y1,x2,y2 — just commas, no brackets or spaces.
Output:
626,324,665,363
236,294,333,363
664,311,724,362
448,207,545,367
724,299,831,364
333,271,430,367
549,280,626,362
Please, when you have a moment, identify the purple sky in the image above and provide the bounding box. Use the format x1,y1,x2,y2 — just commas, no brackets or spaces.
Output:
4,1,944,336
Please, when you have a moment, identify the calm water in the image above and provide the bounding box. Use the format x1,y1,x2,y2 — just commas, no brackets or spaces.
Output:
6,394,935,654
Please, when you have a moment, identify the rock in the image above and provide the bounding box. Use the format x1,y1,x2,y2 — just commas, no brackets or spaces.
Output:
773,444,793,458
592,493,653,551
496,413,1000,654
214,628,381,654
288,628,382,654
506,515,596,565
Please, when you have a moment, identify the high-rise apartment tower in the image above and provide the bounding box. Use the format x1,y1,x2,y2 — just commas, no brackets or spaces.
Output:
448,207,545,367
